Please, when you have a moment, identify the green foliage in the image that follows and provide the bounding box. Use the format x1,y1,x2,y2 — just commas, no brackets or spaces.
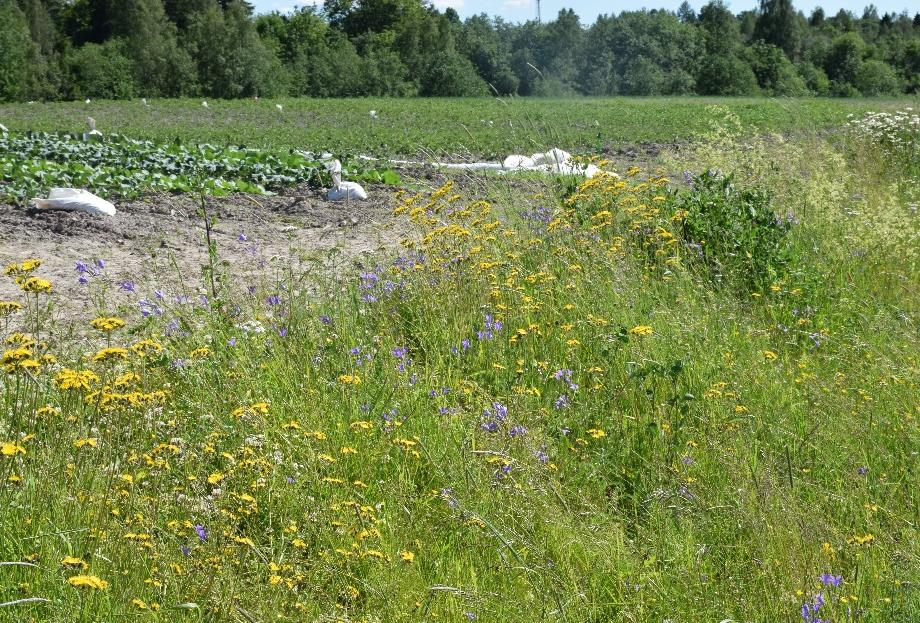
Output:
696,54,759,95
0,97,911,159
854,60,903,96
4,0,920,100
66,39,137,100
676,171,796,291
0,0,37,102
0,131,400,204
745,41,808,95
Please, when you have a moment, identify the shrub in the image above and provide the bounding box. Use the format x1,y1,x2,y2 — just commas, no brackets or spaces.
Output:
675,170,795,291
67,39,137,100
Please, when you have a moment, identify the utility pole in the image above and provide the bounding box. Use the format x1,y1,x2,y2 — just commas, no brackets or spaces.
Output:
537,0,541,22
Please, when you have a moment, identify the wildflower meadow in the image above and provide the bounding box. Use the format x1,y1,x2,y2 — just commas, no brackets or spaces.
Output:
1,101,919,622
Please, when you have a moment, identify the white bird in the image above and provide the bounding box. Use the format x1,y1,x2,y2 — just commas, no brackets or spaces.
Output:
276,104,283,112
83,117,103,142
369,110,378,119
201,101,209,108
84,98,91,104
141,98,149,107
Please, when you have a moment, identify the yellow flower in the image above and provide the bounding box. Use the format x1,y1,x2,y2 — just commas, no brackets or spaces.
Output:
56,368,99,391
6,358,40,373
587,428,607,439
61,556,89,570
19,277,52,294
1,442,26,457
91,317,126,332
0,301,23,317
132,599,148,610
337,374,362,386
848,534,875,545
399,550,415,563
4,258,41,276
131,339,164,357
762,350,778,361
207,472,225,485
189,347,210,359
67,575,109,590
2,348,32,365
74,438,98,449
629,325,653,336
93,347,129,363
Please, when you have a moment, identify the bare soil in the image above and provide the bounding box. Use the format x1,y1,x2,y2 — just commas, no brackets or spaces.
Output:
0,183,407,320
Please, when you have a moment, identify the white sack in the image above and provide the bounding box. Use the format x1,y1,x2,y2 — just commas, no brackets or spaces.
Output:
325,160,368,202
31,188,116,217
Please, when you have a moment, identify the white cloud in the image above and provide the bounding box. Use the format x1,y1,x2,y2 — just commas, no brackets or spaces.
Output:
501,0,532,9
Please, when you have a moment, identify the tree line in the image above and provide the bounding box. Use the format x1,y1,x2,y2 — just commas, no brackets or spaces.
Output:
1,0,919,102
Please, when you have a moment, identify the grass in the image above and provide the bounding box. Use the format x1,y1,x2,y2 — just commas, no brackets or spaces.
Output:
1,100,919,622
0,96,916,158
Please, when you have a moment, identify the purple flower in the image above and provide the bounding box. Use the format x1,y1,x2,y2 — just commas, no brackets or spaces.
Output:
857,466,869,475
481,420,499,433
180,544,190,557
554,394,570,409
492,402,508,421
278,327,288,338
286,476,296,484
267,294,281,306
461,339,470,350
392,346,408,359
509,425,527,438
154,289,166,300
439,407,452,415
534,445,549,463
120,281,136,293
319,315,331,325
75,260,90,274
194,524,207,542
227,338,237,347
819,574,842,587
238,232,248,242
78,274,88,285
94,258,105,269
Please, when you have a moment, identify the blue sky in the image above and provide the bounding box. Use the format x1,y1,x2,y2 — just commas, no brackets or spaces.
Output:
251,0,918,24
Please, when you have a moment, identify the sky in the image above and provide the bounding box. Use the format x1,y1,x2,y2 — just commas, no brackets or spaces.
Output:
251,0,919,24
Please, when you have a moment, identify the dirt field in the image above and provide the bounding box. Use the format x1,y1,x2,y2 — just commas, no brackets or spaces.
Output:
0,183,409,321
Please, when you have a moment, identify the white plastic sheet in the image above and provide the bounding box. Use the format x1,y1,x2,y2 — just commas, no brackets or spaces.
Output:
359,147,602,178
325,160,368,202
31,188,117,217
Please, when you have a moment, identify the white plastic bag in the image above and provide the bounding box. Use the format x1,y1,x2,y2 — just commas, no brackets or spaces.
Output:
0,123,7,134
31,188,116,217
83,117,102,142
325,160,368,201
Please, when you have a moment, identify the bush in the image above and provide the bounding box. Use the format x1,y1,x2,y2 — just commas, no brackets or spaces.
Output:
854,60,903,96
67,39,137,100
675,170,795,291
696,54,759,95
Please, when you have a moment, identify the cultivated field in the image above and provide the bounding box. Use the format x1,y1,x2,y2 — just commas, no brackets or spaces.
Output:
1,98,918,622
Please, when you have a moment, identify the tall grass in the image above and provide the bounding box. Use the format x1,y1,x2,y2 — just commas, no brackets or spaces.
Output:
1,113,918,622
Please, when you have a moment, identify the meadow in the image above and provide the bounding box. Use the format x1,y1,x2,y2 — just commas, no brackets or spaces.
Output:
1,98,919,623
